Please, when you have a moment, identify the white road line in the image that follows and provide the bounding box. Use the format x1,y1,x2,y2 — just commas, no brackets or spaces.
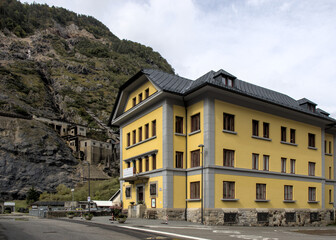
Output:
116,225,211,240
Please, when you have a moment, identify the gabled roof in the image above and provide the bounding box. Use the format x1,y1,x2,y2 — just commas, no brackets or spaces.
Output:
297,98,317,106
109,68,336,125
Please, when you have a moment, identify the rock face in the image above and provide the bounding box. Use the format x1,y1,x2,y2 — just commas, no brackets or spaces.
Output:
0,116,79,200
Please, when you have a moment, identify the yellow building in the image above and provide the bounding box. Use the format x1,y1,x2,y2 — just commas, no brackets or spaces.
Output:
109,69,336,226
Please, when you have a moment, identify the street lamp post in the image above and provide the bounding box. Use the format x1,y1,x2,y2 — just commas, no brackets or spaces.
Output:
84,161,91,215
71,189,74,210
198,144,204,225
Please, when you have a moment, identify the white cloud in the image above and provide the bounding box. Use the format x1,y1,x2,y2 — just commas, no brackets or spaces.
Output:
21,0,336,117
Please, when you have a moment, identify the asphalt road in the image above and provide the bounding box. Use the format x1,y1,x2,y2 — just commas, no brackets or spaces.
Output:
0,216,174,240
1,215,336,240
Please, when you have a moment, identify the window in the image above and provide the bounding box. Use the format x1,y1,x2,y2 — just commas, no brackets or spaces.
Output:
191,113,200,132
308,133,315,148
329,167,332,179
190,181,200,199
223,149,234,167
329,141,332,154
145,157,149,171
290,159,296,174
175,152,183,168
284,185,293,200
223,181,235,199
152,120,156,137
138,127,142,142
223,113,235,131
263,122,269,138
125,187,131,198
325,140,327,153
152,155,156,170
263,155,269,171
175,116,183,134
308,162,315,176
257,213,269,222
281,158,287,173
224,213,237,223
308,187,316,201
252,120,259,136
281,127,287,142
145,88,149,98
145,124,149,139
150,183,157,196
132,130,136,145
285,213,296,222
138,93,143,102
252,153,259,170
329,189,332,203
191,150,200,167
290,129,296,143
132,97,136,107
226,78,233,87
256,184,266,200
127,133,130,147
127,162,131,168
138,159,142,173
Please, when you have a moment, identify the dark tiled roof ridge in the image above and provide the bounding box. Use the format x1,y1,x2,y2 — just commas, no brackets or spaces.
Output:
137,68,335,122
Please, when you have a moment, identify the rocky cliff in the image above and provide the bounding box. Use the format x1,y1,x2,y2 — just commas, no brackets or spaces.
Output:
0,116,79,200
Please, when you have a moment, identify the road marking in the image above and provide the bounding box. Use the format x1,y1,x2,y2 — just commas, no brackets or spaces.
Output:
213,230,241,234
229,235,279,240
117,225,211,240
148,225,210,230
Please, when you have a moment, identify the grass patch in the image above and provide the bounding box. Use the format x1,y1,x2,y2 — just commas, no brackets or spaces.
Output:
13,200,29,210
39,178,119,202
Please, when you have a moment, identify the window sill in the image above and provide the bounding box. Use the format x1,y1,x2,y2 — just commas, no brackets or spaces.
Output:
280,141,298,146
252,136,272,141
221,198,239,202
222,129,237,135
188,130,201,136
325,153,333,156
186,198,201,202
125,136,157,150
174,133,186,137
255,199,270,202
329,202,334,204
283,200,296,203
308,146,317,150
307,201,319,204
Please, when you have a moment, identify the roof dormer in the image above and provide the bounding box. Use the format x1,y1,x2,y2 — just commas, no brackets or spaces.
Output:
213,69,237,87
297,98,317,113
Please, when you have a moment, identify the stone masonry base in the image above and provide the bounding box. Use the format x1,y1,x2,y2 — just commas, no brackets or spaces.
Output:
142,208,335,226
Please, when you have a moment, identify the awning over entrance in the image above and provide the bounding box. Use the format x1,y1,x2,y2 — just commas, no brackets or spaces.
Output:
120,174,149,184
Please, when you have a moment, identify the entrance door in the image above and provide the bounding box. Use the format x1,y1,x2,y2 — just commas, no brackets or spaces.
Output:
137,186,144,202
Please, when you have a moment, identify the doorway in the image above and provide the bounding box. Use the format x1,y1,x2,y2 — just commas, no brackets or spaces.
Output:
137,186,144,203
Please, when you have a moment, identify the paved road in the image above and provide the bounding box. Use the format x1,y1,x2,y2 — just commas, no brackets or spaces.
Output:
1,215,336,240
0,216,173,240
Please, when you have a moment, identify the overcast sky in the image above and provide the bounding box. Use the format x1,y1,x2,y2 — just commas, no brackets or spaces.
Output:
22,0,336,117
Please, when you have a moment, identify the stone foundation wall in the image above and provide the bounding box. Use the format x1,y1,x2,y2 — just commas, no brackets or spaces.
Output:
143,207,335,226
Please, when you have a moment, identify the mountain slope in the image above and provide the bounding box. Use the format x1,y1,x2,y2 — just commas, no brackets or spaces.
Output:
0,0,174,200
0,0,174,125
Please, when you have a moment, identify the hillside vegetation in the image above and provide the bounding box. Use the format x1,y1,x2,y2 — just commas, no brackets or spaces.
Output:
0,0,174,200
0,0,174,126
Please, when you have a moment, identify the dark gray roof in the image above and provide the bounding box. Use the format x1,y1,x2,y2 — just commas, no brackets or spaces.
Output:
140,68,335,122
297,98,317,106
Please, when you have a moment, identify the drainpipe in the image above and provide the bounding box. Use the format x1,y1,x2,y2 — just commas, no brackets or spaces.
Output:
183,96,188,221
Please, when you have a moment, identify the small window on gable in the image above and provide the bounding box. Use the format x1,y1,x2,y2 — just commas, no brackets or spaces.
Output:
145,88,149,98
132,97,136,107
138,93,143,102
